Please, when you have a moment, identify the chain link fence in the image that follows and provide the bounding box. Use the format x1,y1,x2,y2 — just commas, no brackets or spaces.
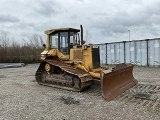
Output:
99,38,160,67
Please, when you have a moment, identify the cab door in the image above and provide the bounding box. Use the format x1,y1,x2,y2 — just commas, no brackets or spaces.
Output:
59,32,69,55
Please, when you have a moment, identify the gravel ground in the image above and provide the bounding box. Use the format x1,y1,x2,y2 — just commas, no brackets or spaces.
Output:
0,64,160,120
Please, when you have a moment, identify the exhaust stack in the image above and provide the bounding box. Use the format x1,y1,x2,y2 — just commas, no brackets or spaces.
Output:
80,25,83,45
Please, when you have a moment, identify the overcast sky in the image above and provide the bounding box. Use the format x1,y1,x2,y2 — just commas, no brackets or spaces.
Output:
0,0,160,44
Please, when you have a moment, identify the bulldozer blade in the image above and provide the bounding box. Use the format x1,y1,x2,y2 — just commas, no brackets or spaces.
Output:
101,64,138,101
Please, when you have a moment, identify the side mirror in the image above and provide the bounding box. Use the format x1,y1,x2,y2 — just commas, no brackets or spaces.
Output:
43,44,46,48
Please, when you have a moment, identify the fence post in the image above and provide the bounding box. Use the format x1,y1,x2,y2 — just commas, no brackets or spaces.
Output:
105,43,108,65
146,39,149,66
134,41,137,65
123,41,126,63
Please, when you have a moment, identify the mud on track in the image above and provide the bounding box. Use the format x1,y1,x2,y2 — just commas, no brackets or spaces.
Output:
0,64,159,120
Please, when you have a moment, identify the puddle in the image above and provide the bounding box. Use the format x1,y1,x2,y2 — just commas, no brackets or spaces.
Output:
60,96,80,105
0,75,5,78
134,93,151,100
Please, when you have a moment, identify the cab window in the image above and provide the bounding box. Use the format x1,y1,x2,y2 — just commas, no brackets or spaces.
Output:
70,32,80,45
50,33,58,48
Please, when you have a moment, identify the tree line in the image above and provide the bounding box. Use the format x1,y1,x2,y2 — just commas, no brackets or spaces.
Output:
0,32,45,63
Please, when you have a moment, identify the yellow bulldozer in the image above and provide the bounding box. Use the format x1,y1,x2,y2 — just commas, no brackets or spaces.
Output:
35,25,138,101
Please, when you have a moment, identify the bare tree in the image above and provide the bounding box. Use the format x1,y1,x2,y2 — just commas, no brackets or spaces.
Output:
0,31,10,62
0,32,44,63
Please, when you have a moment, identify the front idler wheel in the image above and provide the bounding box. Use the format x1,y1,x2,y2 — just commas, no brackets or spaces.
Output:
45,63,52,72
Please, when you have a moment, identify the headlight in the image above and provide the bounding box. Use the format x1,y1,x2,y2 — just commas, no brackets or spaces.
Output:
40,54,46,58
40,54,52,58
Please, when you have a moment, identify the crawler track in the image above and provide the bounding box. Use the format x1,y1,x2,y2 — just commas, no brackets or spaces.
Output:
35,59,93,91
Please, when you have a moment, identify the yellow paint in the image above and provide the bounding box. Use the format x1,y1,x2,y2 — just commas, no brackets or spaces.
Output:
89,72,100,79
40,28,102,79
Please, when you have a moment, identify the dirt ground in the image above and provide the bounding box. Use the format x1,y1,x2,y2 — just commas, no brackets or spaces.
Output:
0,64,159,120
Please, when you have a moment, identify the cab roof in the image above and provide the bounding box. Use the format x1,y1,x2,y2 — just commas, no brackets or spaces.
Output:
45,28,80,35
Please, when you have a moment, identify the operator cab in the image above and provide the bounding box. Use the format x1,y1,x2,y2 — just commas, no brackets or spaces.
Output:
45,28,82,55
